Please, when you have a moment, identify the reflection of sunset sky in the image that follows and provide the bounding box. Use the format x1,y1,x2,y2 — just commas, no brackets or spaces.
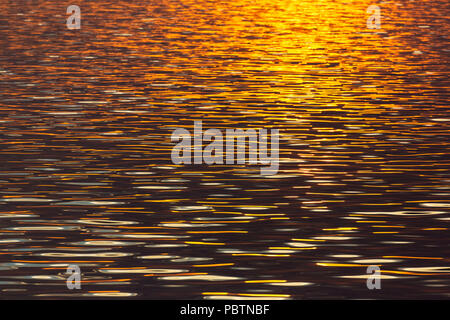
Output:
0,0,448,299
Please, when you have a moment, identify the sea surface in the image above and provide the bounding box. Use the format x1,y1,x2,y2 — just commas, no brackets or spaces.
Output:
0,0,449,299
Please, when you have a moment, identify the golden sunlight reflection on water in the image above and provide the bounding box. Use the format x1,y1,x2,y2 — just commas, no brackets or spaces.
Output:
0,0,448,299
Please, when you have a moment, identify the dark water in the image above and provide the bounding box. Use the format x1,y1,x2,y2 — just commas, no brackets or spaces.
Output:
0,0,449,299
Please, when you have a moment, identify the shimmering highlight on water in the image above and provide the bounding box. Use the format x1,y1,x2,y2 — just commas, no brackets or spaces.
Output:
0,0,449,299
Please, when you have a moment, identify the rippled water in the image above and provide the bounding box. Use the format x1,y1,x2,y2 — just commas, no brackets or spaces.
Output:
0,0,449,299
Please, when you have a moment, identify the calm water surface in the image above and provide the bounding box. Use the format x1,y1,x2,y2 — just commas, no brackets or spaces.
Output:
0,0,449,299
